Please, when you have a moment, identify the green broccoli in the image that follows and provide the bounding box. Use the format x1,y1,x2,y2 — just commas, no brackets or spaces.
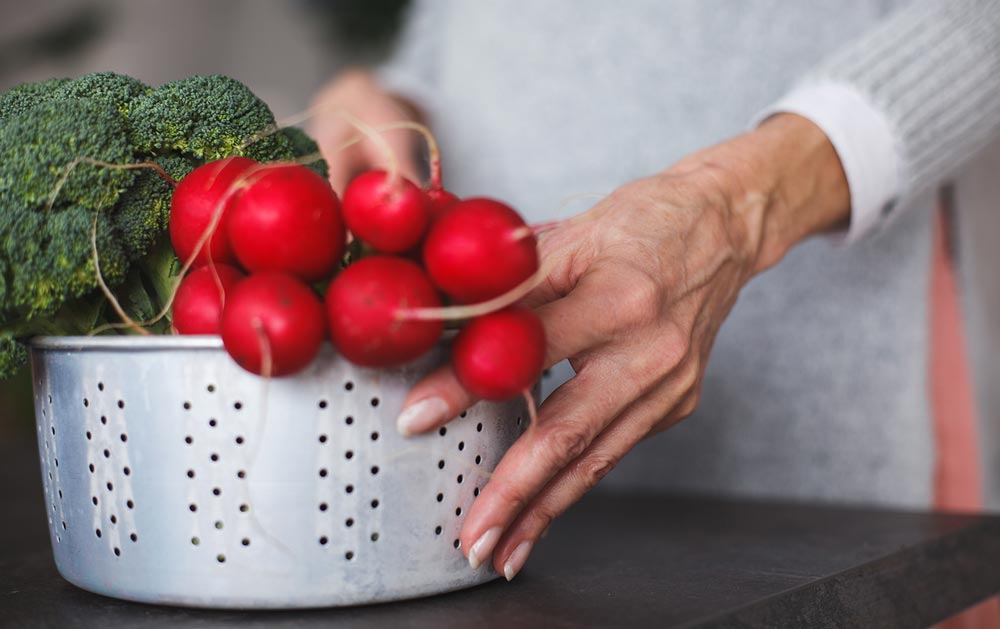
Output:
280,126,330,180
0,71,325,377
128,74,295,162
0,77,71,122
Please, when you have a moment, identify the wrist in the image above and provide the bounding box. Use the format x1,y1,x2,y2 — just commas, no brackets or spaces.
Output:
673,113,850,276
743,113,851,272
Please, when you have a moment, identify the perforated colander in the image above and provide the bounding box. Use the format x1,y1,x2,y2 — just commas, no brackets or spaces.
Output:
28,336,527,609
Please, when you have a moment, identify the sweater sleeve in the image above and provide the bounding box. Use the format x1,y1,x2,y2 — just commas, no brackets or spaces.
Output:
375,0,447,118
763,0,1000,242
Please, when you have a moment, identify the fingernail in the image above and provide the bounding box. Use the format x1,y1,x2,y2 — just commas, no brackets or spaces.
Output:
397,397,449,436
503,540,533,582
468,527,502,570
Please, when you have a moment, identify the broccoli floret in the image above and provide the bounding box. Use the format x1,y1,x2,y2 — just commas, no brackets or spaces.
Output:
0,98,134,211
0,78,71,122
280,126,329,180
0,71,328,377
51,72,151,119
129,74,291,162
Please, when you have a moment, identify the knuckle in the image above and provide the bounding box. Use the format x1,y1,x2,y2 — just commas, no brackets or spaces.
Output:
675,393,700,419
576,453,619,490
493,480,529,514
526,504,557,532
540,423,591,467
624,273,662,325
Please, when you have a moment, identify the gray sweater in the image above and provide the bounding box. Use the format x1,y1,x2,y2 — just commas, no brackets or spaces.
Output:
380,0,1000,508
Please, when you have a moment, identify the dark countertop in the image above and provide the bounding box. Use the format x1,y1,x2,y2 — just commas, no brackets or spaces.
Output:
2,442,999,628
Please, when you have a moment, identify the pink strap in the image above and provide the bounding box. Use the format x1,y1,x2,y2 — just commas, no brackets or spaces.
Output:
929,189,999,628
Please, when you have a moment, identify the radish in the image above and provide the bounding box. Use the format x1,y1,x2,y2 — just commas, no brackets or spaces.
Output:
423,198,538,303
425,188,460,222
452,306,546,401
326,256,443,367
221,272,326,376
172,264,245,335
342,171,429,253
169,156,257,267
228,164,345,282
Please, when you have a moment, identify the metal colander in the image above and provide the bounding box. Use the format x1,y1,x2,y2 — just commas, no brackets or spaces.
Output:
29,336,526,609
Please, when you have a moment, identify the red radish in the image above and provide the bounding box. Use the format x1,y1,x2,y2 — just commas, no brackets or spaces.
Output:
423,198,539,303
452,306,546,401
425,188,460,221
326,256,443,367
172,264,245,335
342,171,429,253
221,273,326,376
228,164,345,282
169,156,257,267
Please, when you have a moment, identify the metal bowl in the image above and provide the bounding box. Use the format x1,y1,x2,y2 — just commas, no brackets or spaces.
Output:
29,336,527,609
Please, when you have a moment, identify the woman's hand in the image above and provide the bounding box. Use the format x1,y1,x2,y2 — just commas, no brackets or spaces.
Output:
308,70,424,194
397,113,851,579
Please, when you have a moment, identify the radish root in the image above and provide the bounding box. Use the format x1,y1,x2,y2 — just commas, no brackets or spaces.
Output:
48,158,176,213
398,259,553,322
89,207,149,335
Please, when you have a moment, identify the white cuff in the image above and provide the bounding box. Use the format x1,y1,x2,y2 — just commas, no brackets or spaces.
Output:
754,81,902,244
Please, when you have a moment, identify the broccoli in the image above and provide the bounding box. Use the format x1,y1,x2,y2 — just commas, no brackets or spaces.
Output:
0,71,325,377
0,77,71,122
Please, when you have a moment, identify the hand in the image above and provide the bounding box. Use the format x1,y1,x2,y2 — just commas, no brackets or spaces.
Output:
396,114,850,579
309,70,424,193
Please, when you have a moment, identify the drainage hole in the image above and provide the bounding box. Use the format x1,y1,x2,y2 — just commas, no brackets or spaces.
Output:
370,397,380,408
217,554,226,563
187,469,195,478
436,493,444,503
438,460,445,470
345,416,354,425
453,539,461,549
318,400,328,409
474,487,480,497
117,400,125,409
215,521,223,530
241,538,250,546
113,547,121,557
319,502,328,512
319,468,328,478
439,427,447,437
95,528,102,538
189,504,198,512
208,418,217,428
476,422,483,432
319,536,328,545
130,533,138,542
191,536,200,546
110,514,117,524
212,487,221,496
345,450,354,460
371,499,380,509
370,466,379,475
235,435,244,445
370,532,379,542
345,551,354,560
457,474,464,484
435,526,442,535
345,484,354,494
458,441,465,451
318,434,328,443
345,518,354,528
344,381,354,391
239,504,249,513
123,466,131,476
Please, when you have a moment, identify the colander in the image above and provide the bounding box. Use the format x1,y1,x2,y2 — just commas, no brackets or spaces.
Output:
28,336,527,609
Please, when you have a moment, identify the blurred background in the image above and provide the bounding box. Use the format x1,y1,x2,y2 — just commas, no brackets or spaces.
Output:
0,0,410,439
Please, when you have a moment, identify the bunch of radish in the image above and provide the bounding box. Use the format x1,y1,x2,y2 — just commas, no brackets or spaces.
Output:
168,141,546,403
